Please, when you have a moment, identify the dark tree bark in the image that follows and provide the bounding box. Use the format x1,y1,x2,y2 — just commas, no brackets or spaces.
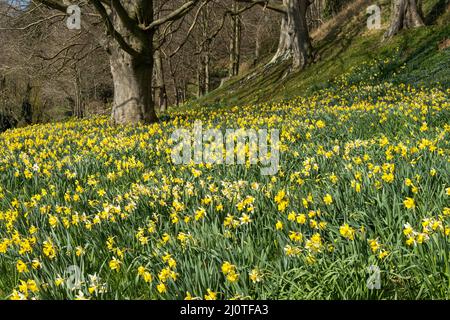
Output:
197,51,204,97
384,0,425,39
22,82,33,124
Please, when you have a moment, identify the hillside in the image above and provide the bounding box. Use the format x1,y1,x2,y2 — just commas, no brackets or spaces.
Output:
189,0,449,109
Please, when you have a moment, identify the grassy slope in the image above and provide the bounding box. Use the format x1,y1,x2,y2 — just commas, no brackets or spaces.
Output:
185,0,449,110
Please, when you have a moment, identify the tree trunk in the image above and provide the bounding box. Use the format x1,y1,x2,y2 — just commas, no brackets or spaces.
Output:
168,57,180,106
234,14,241,76
154,49,168,113
253,16,263,67
204,51,210,94
384,0,424,39
173,78,180,107
74,67,84,119
254,34,261,67
110,44,157,125
108,1,157,125
183,80,187,103
271,0,313,70
175,86,180,106
202,5,211,94
21,82,33,124
229,1,241,77
197,56,203,98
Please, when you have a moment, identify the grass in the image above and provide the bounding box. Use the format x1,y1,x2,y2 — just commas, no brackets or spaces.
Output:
0,0,449,301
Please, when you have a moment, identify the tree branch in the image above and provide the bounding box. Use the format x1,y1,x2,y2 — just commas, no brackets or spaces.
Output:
89,0,141,57
145,0,202,30
110,0,146,39
235,0,287,14
36,0,68,12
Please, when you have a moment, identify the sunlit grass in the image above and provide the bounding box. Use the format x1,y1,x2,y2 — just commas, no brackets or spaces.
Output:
0,70,449,299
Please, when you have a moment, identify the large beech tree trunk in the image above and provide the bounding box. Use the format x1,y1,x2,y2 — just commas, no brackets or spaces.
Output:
110,45,157,124
108,1,158,125
270,0,313,70
384,0,424,38
32,0,202,125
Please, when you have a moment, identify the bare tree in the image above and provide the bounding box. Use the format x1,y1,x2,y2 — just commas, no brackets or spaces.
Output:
21,0,207,125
